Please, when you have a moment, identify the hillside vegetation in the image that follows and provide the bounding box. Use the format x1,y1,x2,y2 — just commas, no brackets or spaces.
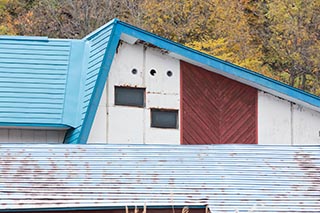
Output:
1,0,319,94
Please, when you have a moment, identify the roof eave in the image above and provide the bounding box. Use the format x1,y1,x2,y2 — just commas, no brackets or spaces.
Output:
116,21,320,112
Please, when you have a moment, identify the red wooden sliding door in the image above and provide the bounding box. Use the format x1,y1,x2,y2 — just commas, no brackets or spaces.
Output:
181,61,257,144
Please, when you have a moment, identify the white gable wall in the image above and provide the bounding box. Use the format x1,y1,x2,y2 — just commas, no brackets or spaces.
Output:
87,41,320,145
88,41,180,144
258,91,320,145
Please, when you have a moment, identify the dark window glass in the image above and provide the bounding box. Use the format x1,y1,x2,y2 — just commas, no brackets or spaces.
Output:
115,86,145,107
151,109,178,129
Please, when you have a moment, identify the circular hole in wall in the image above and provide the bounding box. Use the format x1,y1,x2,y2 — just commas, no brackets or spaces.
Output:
131,68,138,75
167,70,173,77
150,69,157,76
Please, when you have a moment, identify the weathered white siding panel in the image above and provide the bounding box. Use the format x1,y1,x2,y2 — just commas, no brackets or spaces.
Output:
87,87,107,143
258,91,320,145
46,130,64,143
292,105,320,145
144,47,180,145
8,130,21,143
106,42,144,94
107,107,144,144
0,129,65,143
0,129,8,142
105,42,144,144
21,130,34,143
145,47,180,94
34,130,46,142
258,92,291,145
87,106,107,143
88,41,180,144
147,94,180,110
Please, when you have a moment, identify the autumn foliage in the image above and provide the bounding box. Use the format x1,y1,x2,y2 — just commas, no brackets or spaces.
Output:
1,0,319,95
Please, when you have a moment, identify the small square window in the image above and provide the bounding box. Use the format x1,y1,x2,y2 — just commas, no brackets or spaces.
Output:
151,109,178,129
115,86,145,107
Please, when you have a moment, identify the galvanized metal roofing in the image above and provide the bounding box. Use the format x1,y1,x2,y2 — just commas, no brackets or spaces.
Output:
0,144,319,212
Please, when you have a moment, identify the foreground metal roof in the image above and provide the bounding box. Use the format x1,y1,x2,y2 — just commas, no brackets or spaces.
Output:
0,144,319,212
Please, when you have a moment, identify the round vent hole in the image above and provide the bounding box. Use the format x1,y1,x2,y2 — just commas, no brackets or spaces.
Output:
131,68,138,75
150,69,157,76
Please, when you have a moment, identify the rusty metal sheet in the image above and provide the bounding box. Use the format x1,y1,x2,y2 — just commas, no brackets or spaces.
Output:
0,144,320,212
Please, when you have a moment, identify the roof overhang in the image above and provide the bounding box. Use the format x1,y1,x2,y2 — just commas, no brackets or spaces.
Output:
115,21,320,113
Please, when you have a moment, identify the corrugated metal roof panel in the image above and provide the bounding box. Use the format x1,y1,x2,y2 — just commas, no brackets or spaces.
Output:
0,144,319,212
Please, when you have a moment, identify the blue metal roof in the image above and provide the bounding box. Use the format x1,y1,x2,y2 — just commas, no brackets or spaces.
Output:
64,19,119,144
0,36,84,128
0,144,319,212
1,19,320,143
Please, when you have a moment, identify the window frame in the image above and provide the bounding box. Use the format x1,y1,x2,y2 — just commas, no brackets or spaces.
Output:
150,108,179,129
114,86,146,108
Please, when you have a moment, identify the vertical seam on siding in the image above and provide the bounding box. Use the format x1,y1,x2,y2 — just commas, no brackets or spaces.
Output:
180,61,183,145
78,41,91,124
61,42,72,123
142,46,147,144
255,89,258,144
291,103,294,145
